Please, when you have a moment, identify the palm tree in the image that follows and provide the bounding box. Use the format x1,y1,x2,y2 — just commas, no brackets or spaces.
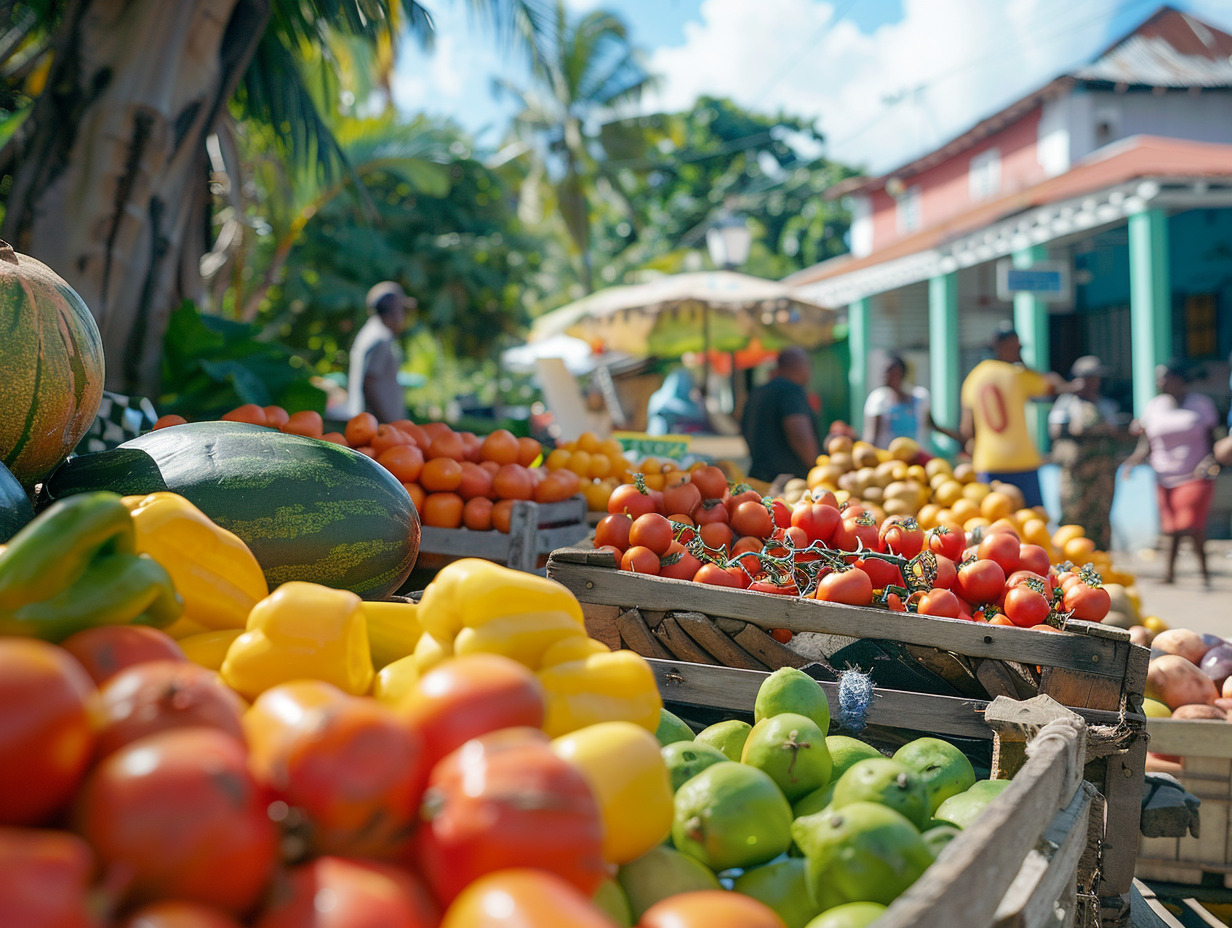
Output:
494,1,655,293
0,0,546,398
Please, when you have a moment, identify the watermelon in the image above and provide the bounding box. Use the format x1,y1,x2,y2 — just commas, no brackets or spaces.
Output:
43,421,420,599
0,460,34,542
0,241,105,487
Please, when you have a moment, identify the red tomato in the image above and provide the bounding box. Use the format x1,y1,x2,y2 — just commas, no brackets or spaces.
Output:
244,681,428,859
121,902,244,928
621,546,662,575
731,500,775,539
855,556,903,590
0,827,102,928
885,592,908,612
782,525,810,550
693,563,747,588
639,890,788,928
769,628,794,643
607,484,659,519
834,516,880,552
725,486,763,515
977,532,1021,575
815,568,874,606
698,521,734,554
659,543,702,581
439,869,615,928
401,654,546,769
689,465,729,501
1004,570,1056,602
253,857,438,928
1004,586,1051,628
667,514,696,545
748,578,800,596
917,588,962,618
956,558,1006,606
95,660,246,760
908,554,957,591
594,513,633,551
693,498,731,526
791,502,841,545
59,625,185,687
1063,582,1111,622
879,517,924,558
770,499,793,529
1016,543,1051,577
926,525,965,561
0,640,98,826
661,480,702,518
73,728,278,914
415,728,606,906
629,513,674,556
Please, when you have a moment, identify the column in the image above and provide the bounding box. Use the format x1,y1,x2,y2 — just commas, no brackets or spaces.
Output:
1013,245,1052,452
1128,208,1172,418
928,271,959,454
848,297,870,429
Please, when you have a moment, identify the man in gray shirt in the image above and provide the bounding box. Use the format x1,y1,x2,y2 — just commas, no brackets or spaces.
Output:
347,281,416,423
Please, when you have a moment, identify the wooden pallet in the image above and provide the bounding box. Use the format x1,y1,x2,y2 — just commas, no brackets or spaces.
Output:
417,496,589,573
1137,718,1232,890
547,546,1150,923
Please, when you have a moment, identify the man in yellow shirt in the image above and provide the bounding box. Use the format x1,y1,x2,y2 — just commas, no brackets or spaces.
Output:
960,325,1070,508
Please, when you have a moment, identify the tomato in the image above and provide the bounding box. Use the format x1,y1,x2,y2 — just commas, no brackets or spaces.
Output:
782,525,810,550
956,558,1006,605
221,404,267,426
253,857,438,928
1063,582,1111,622
729,500,774,539
659,542,702,581
698,521,734,554
621,546,662,575
910,588,957,618
977,531,1021,575
608,484,659,519
422,492,465,529
121,902,245,928
748,578,800,596
1004,586,1051,628
244,681,428,859
74,728,278,914
689,465,728,501
927,525,964,559
594,514,633,551
0,827,101,928
629,513,674,556
667,514,696,545
770,498,793,529
59,625,185,687
639,889,787,928
693,563,746,588
855,555,903,590
724,487,763,515
885,592,908,612
439,869,614,928
692,498,731,526
95,660,245,760
415,728,605,906
282,410,324,439
661,480,702,518
908,553,957,591
0,640,98,826
1016,543,1051,577
879,517,924,558
815,568,874,606
1004,570,1056,602
791,502,841,545
479,429,521,467
379,444,427,484
770,628,794,643
345,412,380,448
401,654,546,768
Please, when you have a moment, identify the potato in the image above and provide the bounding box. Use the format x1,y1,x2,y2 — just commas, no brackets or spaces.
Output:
1100,610,1135,630
1171,704,1228,721
1128,625,1153,648
1147,654,1220,710
1215,698,1232,714
1152,628,1217,665
1223,675,1232,700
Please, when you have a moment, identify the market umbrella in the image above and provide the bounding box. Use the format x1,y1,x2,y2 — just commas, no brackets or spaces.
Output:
528,271,838,360
500,333,637,377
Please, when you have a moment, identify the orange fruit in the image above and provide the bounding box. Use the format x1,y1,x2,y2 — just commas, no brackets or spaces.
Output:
516,437,543,468
422,492,464,529
427,431,466,462
345,413,378,447
493,464,535,501
491,499,515,534
457,461,495,501
377,444,425,484
481,430,521,466
463,497,494,532
402,482,426,513
420,457,464,493
544,449,572,471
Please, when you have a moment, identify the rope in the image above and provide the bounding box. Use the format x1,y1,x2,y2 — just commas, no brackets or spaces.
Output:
837,667,874,733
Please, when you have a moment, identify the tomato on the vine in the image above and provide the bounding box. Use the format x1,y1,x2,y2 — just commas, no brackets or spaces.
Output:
731,500,775,539
693,498,731,526
917,588,962,618
1004,585,1051,628
770,498,793,530
791,502,841,545
594,514,632,551
835,515,879,552
1016,543,1051,577
815,568,874,606
607,484,658,519
659,543,702,581
661,480,702,519
956,558,1006,605
926,525,965,561
1062,581,1111,622
977,532,1021,575
855,556,903,590
748,578,800,596
689,466,728,500
693,563,747,588
620,546,661,575
629,513,674,556
666,514,696,545
879,517,924,559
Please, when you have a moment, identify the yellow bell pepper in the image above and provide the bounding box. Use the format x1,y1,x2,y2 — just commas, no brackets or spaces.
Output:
361,600,422,668
538,649,662,738
122,492,268,631
220,582,374,700
372,654,419,705
416,558,584,641
178,628,244,671
540,635,610,668
551,721,674,864
162,616,210,639
412,630,454,674
453,611,588,669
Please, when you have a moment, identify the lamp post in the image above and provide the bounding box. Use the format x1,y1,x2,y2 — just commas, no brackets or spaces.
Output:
702,213,752,399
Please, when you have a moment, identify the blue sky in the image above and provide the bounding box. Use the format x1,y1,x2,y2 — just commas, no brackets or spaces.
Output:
393,0,1232,174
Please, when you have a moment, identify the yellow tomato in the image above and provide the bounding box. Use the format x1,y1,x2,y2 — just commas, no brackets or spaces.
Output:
544,448,572,471
583,480,611,512
588,455,613,480
1052,524,1086,550
551,721,673,864
577,431,602,454
598,438,624,458
1142,615,1169,635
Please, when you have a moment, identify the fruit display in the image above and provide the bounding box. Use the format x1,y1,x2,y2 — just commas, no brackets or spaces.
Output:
596,464,1112,627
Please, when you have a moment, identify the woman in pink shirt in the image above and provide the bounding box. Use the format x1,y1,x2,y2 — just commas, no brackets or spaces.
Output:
1120,361,1220,585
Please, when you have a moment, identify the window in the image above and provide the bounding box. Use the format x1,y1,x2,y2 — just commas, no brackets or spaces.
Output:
896,186,921,234
969,148,1001,200
1186,294,1218,359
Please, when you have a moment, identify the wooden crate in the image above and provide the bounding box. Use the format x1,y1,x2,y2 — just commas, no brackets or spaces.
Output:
651,659,1101,928
546,546,1150,923
418,496,589,573
1137,718,1232,888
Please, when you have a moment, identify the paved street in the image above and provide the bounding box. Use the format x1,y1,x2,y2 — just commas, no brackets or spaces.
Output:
1113,540,1232,640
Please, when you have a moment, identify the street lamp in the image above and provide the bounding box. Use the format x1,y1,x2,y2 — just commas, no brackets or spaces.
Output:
706,212,753,270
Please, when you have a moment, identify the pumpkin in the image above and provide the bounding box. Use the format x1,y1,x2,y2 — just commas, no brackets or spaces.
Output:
0,241,105,487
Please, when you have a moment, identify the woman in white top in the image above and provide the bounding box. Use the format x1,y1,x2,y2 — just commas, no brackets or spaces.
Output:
863,355,962,451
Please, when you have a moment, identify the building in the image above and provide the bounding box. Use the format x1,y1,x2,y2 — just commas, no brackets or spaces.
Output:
787,5,1232,451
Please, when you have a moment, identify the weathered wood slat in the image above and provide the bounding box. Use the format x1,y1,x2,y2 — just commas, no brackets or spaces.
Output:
582,604,622,650
655,616,721,665
616,609,673,660
732,625,812,670
1145,719,1232,758
671,612,769,671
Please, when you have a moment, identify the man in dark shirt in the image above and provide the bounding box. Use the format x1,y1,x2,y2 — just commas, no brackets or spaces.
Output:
741,347,820,482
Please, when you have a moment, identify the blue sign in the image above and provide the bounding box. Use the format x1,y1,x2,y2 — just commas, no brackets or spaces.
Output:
995,259,1071,304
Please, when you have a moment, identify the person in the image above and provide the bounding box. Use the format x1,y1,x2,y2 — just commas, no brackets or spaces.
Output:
347,281,416,423
959,323,1071,509
741,347,820,482
1119,361,1220,586
646,368,710,435
1048,356,1122,551
863,354,962,450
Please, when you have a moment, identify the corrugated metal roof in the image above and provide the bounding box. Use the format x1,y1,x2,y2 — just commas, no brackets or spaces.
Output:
1073,9,1232,87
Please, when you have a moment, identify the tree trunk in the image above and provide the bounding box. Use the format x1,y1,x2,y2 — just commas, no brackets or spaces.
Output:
1,0,271,398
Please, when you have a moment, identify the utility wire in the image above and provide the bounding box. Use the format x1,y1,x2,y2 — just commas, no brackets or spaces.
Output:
750,0,863,107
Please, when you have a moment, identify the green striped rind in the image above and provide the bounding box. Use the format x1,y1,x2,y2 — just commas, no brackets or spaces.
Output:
0,251,104,486
0,460,34,542
44,422,420,599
